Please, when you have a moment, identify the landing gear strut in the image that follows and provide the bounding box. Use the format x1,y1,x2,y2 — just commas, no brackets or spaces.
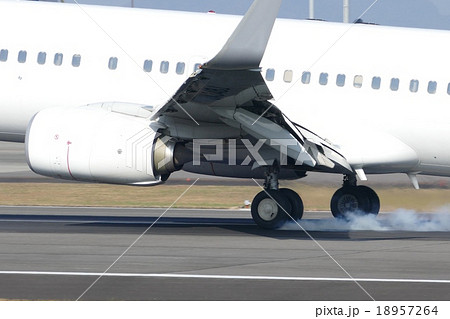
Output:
251,164,304,229
330,174,380,219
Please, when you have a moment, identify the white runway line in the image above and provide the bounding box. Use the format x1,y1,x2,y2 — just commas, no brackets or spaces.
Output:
0,271,449,284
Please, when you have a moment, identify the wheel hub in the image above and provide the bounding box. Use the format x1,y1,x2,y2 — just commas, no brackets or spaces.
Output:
257,198,278,221
337,194,358,213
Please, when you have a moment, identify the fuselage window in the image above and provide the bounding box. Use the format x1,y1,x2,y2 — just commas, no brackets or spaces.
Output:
0,49,8,62
108,57,118,70
143,59,153,72
409,80,419,93
176,62,185,75
54,53,63,66
160,61,169,74
18,50,27,63
319,72,328,85
37,52,46,65
72,54,81,67
390,78,400,91
283,70,293,83
447,83,450,95
193,63,202,72
353,75,363,88
336,74,346,87
371,76,381,90
301,71,311,84
265,68,275,81
428,81,437,94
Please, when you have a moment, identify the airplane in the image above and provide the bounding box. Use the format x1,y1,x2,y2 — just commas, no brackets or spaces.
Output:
0,0,449,229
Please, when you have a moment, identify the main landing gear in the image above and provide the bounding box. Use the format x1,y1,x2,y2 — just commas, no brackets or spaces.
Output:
250,170,380,229
330,174,380,219
251,165,304,229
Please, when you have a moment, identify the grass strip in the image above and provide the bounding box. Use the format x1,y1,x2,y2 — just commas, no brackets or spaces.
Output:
0,182,448,212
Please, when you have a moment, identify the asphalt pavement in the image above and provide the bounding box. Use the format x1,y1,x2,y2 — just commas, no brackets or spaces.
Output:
0,207,449,300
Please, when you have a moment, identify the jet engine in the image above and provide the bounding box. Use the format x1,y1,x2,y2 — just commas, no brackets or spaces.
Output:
25,103,187,185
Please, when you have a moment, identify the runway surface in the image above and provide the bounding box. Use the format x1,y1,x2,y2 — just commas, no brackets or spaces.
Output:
0,206,449,300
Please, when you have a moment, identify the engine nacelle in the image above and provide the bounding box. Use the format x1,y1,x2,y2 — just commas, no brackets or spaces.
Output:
26,103,183,185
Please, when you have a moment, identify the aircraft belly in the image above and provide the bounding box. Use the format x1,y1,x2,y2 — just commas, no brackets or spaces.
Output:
0,111,31,142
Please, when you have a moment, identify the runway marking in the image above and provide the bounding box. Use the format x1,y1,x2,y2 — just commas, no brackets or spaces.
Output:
0,205,251,211
0,271,449,284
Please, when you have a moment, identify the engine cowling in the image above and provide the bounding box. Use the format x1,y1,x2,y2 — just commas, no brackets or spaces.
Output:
25,103,184,185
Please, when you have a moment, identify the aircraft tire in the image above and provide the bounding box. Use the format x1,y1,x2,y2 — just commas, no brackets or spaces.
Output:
330,186,371,219
356,185,380,216
251,190,291,229
279,188,304,221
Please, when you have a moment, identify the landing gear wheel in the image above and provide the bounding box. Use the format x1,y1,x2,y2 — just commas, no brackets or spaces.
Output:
357,185,380,216
330,186,370,219
279,188,304,221
330,186,380,219
251,190,291,229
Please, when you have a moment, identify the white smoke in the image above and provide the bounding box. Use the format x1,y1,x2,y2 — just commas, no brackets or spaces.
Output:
282,207,450,232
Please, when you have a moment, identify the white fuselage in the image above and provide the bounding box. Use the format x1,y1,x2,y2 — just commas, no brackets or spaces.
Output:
0,1,449,177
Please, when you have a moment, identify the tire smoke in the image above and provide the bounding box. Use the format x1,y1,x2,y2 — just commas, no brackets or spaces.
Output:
283,207,450,232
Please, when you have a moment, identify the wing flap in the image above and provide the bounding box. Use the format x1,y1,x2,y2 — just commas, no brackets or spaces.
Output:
282,115,353,172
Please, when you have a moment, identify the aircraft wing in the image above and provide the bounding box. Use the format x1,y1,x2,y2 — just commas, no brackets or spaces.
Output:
151,0,353,174
151,0,281,122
